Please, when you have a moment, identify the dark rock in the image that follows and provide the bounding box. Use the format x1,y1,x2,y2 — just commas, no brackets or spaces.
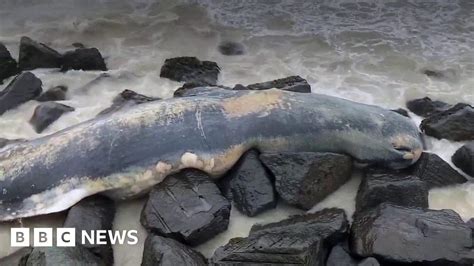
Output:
355,170,428,213
409,152,467,188
0,43,19,84
0,247,32,266
174,85,233,98
390,108,410,117
0,72,42,115
350,203,474,265
327,244,379,266
29,102,75,133
212,208,349,265
173,81,213,97
327,245,357,266
422,68,457,80
72,42,85,48
63,195,115,265
61,48,107,72
160,57,220,85
0,138,25,149
468,218,474,243
237,75,311,93
420,103,474,141
140,169,230,246
406,97,451,117
141,234,207,266
36,85,68,102
452,142,474,177
218,41,245,56
260,152,352,210
232,84,246,91
223,149,276,217
467,218,474,229
97,89,160,116
18,36,62,70
358,258,380,266
25,247,104,266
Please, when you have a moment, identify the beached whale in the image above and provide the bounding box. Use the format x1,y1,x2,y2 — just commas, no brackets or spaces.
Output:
0,89,423,221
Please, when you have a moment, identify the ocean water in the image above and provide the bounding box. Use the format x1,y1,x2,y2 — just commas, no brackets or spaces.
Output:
0,0,473,265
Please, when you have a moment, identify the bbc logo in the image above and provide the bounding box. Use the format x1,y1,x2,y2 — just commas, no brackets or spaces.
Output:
11,228,139,247
11,228,75,247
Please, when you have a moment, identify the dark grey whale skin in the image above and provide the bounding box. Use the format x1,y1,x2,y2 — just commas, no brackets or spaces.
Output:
0,89,423,221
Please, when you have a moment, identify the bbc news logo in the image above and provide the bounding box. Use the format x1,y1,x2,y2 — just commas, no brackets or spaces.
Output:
11,228,138,247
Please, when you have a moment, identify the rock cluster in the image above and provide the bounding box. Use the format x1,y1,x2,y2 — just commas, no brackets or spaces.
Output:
212,208,349,265
18,36,107,72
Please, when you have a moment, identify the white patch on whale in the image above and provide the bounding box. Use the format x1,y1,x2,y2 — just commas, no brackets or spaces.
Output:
180,152,204,168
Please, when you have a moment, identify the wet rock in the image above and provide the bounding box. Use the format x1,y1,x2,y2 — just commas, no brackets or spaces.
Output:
409,152,467,188
327,244,379,266
173,81,213,97
140,169,230,246
0,138,25,149
422,68,457,80
211,208,349,265
260,152,352,210
18,36,62,70
174,84,233,98
420,103,474,141
218,41,245,56
236,75,311,93
406,97,451,117
452,142,474,177
63,195,115,265
29,102,75,133
390,108,409,117
25,247,104,266
0,43,19,84
160,57,220,85
97,89,160,116
350,203,474,265
232,84,246,90
61,48,107,72
36,85,68,102
222,149,276,217
141,234,207,266
468,218,474,242
355,170,428,213
0,247,32,266
0,72,42,115
72,42,85,48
